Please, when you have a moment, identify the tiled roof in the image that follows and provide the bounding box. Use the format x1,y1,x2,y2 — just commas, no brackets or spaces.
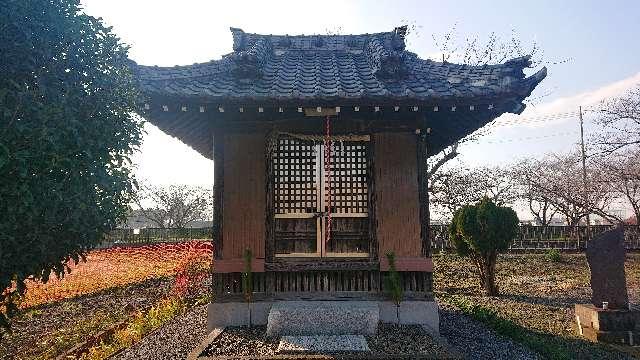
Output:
132,26,546,107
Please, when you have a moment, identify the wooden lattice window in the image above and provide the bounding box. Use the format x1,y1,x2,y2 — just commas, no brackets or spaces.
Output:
327,142,368,214
274,137,318,215
271,135,371,257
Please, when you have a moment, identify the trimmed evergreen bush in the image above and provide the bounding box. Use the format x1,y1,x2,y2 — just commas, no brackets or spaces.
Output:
449,198,519,296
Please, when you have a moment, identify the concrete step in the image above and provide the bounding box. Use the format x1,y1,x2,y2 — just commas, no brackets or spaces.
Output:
266,301,379,336
277,335,370,354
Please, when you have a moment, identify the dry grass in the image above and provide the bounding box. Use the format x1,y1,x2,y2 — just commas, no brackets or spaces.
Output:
1,241,212,360
434,252,640,359
21,241,211,308
1,278,171,360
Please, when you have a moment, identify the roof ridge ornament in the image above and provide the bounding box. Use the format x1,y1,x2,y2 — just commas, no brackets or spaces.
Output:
504,54,533,67
392,25,408,51
365,38,407,79
230,27,246,51
230,37,273,79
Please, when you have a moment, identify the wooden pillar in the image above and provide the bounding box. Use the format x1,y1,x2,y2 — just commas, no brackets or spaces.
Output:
417,126,430,258
212,129,224,260
264,131,276,296
264,131,275,263
367,135,378,261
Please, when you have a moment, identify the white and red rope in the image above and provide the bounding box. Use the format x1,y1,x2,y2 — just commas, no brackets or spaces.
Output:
324,115,332,247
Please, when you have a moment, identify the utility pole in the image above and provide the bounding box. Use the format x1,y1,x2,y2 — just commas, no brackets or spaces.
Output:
579,106,591,246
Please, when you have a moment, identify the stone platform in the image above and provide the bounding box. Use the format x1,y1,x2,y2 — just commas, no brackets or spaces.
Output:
207,300,440,335
277,335,370,353
267,301,379,336
575,304,640,345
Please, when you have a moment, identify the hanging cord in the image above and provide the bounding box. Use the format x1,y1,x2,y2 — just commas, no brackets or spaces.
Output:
324,115,332,248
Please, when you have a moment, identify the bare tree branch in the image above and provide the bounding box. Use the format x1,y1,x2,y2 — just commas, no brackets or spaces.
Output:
429,165,518,219
133,182,213,229
592,85,640,154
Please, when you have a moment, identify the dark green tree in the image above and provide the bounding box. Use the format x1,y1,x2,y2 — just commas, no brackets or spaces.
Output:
0,0,142,335
449,198,519,296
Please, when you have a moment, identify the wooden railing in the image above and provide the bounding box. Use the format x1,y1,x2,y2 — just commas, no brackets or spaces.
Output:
212,270,433,302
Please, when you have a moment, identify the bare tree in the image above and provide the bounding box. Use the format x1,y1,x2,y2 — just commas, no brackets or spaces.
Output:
429,166,478,218
511,160,558,226
512,152,619,226
429,165,517,219
594,85,640,154
473,166,519,206
133,183,213,229
433,25,543,67
593,149,640,222
426,26,548,179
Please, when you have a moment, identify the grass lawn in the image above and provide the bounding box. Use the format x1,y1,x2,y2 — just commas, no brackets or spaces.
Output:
0,241,211,360
434,252,640,359
4,244,638,359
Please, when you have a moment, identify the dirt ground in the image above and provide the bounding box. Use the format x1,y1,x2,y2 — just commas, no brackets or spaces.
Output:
0,278,171,360
434,253,640,359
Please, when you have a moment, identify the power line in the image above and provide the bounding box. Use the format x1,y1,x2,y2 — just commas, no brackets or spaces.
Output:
475,131,580,144
485,111,579,129
431,109,598,148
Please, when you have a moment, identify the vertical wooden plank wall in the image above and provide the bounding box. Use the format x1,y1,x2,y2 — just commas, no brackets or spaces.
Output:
212,130,224,260
374,132,422,257
222,132,266,259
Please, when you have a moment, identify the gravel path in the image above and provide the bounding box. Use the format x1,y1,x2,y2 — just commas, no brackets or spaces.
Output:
112,304,208,360
203,323,451,358
112,302,543,360
438,302,542,360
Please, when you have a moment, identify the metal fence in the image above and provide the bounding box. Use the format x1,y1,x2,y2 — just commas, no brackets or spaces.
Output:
430,224,640,252
98,227,212,248
99,225,640,251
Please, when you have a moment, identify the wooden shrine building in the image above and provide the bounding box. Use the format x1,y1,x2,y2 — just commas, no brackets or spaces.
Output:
131,26,546,330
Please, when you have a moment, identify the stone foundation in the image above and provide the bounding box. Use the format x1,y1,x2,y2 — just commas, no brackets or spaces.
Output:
207,300,440,335
379,301,440,333
575,304,640,346
207,302,272,329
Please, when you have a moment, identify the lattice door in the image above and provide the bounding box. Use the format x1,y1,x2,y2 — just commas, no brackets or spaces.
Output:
323,141,369,255
273,137,320,255
272,135,370,257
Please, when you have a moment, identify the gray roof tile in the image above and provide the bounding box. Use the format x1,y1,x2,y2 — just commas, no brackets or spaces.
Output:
132,27,546,106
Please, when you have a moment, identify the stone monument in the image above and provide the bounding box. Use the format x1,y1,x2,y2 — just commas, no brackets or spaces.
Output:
575,225,639,345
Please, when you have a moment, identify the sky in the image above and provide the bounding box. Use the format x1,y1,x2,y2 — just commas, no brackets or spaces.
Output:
81,0,640,192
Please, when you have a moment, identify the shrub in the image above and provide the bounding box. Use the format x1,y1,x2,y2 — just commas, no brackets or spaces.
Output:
384,252,403,323
545,249,562,262
242,249,253,304
172,246,211,302
449,198,519,296
243,249,254,326
0,0,142,335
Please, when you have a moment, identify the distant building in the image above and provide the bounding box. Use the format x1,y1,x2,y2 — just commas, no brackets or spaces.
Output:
525,217,566,226
548,217,567,226
185,220,213,228
118,209,156,229
118,209,212,229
